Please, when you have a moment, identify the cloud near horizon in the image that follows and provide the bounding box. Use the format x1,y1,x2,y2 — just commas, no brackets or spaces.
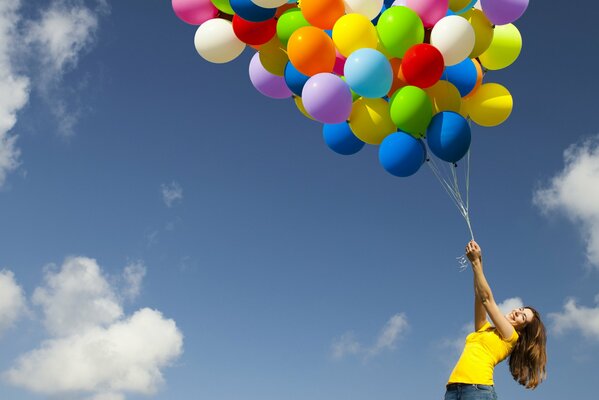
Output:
3,257,183,400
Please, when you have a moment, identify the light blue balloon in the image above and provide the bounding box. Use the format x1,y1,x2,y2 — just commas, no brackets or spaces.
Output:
379,132,426,177
343,49,392,98
323,122,365,155
426,112,471,163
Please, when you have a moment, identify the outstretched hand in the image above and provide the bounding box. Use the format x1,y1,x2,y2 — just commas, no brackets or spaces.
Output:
466,240,482,264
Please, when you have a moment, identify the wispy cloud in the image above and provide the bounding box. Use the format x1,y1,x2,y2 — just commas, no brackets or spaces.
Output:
3,257,183,399
534,136,599,269
161,181,183,208
0,269,27,336
122,261,146,301
331,313,409,360
549,297,599,341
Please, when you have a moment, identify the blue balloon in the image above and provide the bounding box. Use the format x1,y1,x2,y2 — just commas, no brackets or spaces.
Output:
371,5,387,25
383,0,395,7
344,49,392,98
230,0,276,22
426,112,471,163
324,29,333,38
323,122,365,155
442,58,478,97
379,132,426,177
284,62,309,97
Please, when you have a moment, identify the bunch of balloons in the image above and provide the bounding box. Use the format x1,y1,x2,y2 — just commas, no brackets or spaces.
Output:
173,0,527,177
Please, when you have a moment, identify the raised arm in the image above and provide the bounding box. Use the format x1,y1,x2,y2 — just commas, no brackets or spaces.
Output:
466,241,515,339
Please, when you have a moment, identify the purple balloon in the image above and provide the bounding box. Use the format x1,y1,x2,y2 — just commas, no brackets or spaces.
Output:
248,53,292,99
480,0,529,25
301,73,352,124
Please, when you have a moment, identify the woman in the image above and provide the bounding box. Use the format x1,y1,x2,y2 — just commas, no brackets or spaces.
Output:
445,240,547,400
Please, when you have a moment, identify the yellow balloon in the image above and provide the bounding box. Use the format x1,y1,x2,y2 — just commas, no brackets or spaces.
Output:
259,36,289,76
465,9,493,58
479,24,522,71
465,83,513,127
425,81,462,115
348,98,396,145
332,13,378,58
293,96,314,120
449,0,473,12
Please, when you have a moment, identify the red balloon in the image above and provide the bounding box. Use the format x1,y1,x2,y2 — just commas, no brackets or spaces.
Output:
232,14,276,46
400,44,445,89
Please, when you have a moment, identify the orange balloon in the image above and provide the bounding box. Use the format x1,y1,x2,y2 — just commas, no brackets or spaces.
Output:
387,58,408,97
287,26,336,76
300,0,345,30
464,58,484,99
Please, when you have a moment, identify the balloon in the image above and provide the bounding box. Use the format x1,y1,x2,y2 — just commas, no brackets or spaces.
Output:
464,83,512,127
300,0,345,30
376,6,425,58
344,49,393,98
344,0,384,20
172,0,218,25
249,52,293,98
341,76,361,101
349,98,397,144
259,36,288,76
230,0,276,22
287,26,336,76
388,58,408,97
333,50,346,76
430,15,475,66
276,8,310,47
323,122,365,155
425,80,462,114
405,0,448,28
464,8,493,58
194,18,246,63
478,23,522,71
251,0,288,7
379,132,426,177
480,0,528,25
400,44,445,89
426,111,471,163
302,73,353,124
232,14,277,45
211,0,234,15
463,58,483,98
389,86,433,137
448,0,477,14
442,58,478,97
332,13,378,58
284,61,310,96
293,96,314,120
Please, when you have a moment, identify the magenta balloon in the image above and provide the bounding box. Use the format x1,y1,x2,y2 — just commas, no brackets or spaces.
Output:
406,0,448,28
333,50,346,76
172,0,218,25
249,53,293,99
480,0,529,25
302,73,352,124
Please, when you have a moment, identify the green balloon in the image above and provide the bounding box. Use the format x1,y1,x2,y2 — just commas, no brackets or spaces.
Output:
376,6,424,58
389,86,432,138
341,76,361,102
276,8,310,47
211,0,233,15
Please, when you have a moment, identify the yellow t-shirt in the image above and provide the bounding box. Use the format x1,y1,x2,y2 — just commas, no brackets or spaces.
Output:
448,321,519,386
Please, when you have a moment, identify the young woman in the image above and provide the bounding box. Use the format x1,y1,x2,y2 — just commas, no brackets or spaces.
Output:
445,240,547,400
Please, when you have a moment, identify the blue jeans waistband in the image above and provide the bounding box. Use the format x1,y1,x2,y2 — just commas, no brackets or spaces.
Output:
446,383,494,391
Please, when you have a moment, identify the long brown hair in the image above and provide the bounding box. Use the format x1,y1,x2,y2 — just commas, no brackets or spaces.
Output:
508,306,547,389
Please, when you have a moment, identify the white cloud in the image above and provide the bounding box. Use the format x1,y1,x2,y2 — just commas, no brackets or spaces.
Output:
549,297,599,341
122,261,146,301
331,313,409,360
0,269,27,336
161,182,183,208
0,0,28,187
4,257,183,399
534,137,599,269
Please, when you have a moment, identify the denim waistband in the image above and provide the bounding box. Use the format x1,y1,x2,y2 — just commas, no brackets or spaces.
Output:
446,383,494,391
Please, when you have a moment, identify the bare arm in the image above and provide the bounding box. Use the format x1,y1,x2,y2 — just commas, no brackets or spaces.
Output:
467,241,515,339
474,275,487,331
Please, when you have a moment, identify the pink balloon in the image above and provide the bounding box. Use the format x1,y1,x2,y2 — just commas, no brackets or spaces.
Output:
172,0,218,25
406,0,448,28
333,49,346,76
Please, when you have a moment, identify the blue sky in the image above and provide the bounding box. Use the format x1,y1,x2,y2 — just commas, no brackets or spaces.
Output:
1,1,599,399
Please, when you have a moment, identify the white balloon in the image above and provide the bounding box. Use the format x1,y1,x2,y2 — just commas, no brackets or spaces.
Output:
194,19,246,64
430,16,475,66
251,0,288,8
344,0,384,20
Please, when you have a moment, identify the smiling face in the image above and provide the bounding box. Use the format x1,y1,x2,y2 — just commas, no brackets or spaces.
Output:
506,307,535,330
